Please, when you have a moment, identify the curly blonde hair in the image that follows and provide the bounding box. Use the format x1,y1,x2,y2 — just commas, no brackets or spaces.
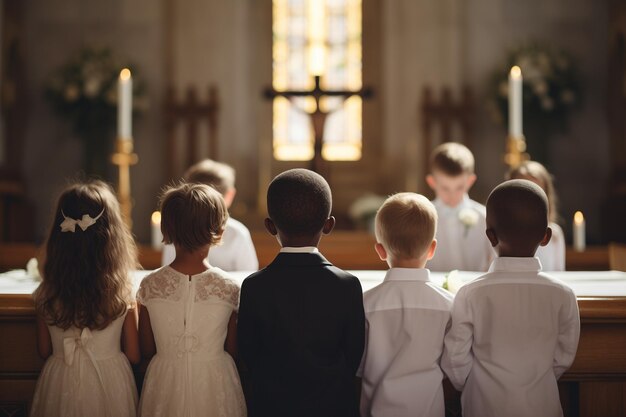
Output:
34,180,137,330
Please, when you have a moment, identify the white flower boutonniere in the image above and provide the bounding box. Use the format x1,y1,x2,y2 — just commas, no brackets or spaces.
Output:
458,208,479,237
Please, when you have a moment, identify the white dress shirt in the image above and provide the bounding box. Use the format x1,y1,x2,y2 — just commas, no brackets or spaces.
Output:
162,217,259,271
536,222,566,271
441,257,580,417
358,268,453,417
427,195,495,272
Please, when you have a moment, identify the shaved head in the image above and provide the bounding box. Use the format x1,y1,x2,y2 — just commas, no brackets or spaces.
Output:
486,179,550,255
267,169,332,237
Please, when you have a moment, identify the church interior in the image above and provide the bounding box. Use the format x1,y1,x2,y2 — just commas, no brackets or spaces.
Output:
1,0,626,416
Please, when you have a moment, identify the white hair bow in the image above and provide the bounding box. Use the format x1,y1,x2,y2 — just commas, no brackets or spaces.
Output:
60,209,105,233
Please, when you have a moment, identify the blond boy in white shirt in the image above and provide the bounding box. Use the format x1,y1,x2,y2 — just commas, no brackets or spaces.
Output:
442,180,580,417
426,142,495,272
162,159,259,271
358,193,453,417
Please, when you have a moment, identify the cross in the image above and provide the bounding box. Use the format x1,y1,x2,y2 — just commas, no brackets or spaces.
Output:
265,75,372,176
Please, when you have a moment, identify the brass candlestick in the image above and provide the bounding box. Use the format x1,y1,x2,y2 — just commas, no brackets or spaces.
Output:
111,139,138,228
504,134,530,169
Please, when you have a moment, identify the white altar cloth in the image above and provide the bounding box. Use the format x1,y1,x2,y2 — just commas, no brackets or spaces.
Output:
1,269,625,298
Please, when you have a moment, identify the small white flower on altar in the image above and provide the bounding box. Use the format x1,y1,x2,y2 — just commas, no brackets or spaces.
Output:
26,257,41,281
442,270,463,294
458,208,479,237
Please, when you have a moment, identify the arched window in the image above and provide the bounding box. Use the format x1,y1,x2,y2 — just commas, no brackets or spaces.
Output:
272,0,362,161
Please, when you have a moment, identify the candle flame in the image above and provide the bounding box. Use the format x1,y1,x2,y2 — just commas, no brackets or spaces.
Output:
151,211,161,225
120,68,132,80
574,211,584,224
510,66,522,78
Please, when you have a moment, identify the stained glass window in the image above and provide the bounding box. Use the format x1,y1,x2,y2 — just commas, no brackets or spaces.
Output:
272,0,362,161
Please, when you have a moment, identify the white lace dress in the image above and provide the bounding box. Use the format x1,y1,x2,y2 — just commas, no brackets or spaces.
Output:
137,266,246,417
30,315,138,417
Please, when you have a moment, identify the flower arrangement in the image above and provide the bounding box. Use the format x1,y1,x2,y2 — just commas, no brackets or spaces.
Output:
348,193,387,233
487,43,581,161
45,47,146,176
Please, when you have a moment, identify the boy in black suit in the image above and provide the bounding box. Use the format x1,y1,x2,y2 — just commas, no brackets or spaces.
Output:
238,168,365,417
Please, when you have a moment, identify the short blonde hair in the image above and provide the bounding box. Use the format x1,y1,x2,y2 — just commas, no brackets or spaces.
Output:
184,159,235,196
430,142,475,176
507,161,559,224
160,183,228,252
375,193,438,260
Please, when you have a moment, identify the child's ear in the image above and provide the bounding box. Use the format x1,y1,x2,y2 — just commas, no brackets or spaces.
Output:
467,173,477,188
374,242,387,261
486,228,498,247
264,218,278,236
322,216,336,235
540,226,553,247
223,188,237,208
426,175,436,191
426,239,437,260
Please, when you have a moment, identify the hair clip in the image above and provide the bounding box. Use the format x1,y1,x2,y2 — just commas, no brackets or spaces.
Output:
60,209,105,233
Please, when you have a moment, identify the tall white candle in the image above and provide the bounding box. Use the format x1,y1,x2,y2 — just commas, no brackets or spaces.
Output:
151,211,163,249
509,66,523,137
573,211,586,252
118,68,133,140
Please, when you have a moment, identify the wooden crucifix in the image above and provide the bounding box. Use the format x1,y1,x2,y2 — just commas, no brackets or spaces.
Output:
265,75,372,176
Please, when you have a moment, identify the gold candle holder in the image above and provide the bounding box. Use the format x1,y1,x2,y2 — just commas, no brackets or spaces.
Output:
111,139,138,228
504,134,530,169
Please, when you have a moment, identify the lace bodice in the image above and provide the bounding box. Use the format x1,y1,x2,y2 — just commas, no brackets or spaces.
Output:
137,266,240,307
136,266,240,360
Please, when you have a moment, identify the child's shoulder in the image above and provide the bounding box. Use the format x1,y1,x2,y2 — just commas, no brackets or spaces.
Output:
203,267,240,288
466,198,486,216
458,269,575,299
137,266,181,303
195,268,241,306
242,261,360,289
364,274,453,310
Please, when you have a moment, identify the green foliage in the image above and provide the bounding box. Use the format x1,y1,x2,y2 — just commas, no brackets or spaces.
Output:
487,42,582,136
44,47,146,176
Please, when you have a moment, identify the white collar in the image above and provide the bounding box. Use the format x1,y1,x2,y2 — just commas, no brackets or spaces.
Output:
488,257,543,273
280,246,319,254
383,267,430,282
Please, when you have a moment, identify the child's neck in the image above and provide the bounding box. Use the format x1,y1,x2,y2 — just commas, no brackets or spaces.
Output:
388,257,428,269
279,232,323,248
496,244,539,258
170,245,211,275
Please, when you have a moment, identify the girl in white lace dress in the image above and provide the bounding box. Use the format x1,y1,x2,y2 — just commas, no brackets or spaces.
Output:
508,161,566,271
31,181,140,417
137,183,246,417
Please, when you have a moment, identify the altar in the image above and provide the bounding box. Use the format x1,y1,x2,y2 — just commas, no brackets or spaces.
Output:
1,268,625,417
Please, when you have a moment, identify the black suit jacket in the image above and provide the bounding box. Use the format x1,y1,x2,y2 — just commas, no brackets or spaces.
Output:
238,251,365,417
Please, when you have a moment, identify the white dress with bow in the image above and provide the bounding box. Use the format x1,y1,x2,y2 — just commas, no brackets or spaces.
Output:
30,315,138,417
